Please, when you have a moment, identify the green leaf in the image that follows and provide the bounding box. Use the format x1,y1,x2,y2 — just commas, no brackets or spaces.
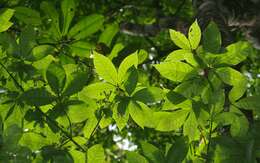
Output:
67,101,97,123
20,27,37,57
68,14,104,40
0,8,15,32
154,61,194,82
28,45,55,61
203,21,221,53
87,144,105,163
230,106,249,138
69,150,86,163
215,107,249,138
165,49,198,67
236,95,260,115
169,29,191,50
94,51,118,85
63,71,89,96
19,132,51,151
78,82,115,100
154,110,189,132
216,67,247,102
98,23,119,47
137,49,148,64
83,117,98,139
183,112,200,141
46,62,66,95
129,101,154,128
14,7,41,25
166,137,189,163
205,41,253,66
4,125,22,150
70,41,94,57
20,88,55,106
4,104,15,121
132,87,164,104
140,141,165,163
61,0,75,35
213,136,246,163
107,43,124,60
164,91,191,110
126,152,148,163
113,98,130,130
40,1,61,39
123,66,138,95
118,52,138,83
188,20,201,50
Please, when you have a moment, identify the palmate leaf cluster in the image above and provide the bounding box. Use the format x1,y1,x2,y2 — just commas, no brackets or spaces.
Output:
0,0,259,162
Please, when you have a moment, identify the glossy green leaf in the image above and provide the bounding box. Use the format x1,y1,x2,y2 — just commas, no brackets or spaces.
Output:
154,61,194,82
0,8,15,32
165,49,198,67
46,62,66,94
188,20,201,50
14,7,41,25
126,152,148,163
68,14,104,40
87,144,105,163
203,21,221,53
205,41,253,66
94,51,118,85
61,0,75,35
20,88,55,106
169,29,191,50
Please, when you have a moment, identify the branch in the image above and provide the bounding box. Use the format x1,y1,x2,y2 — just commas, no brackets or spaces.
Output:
0,61,86,152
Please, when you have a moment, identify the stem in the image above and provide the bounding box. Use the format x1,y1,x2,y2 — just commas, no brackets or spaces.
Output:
37,107,86,152
86,113,104,147
206,116,213,163
0,61,24,92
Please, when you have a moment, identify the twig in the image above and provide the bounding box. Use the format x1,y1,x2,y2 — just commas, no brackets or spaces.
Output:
0,61,86,152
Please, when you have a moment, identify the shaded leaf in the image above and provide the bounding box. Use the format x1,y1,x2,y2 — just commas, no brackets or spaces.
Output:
46,62,66,95
68,14,104,40
20,88,55,106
